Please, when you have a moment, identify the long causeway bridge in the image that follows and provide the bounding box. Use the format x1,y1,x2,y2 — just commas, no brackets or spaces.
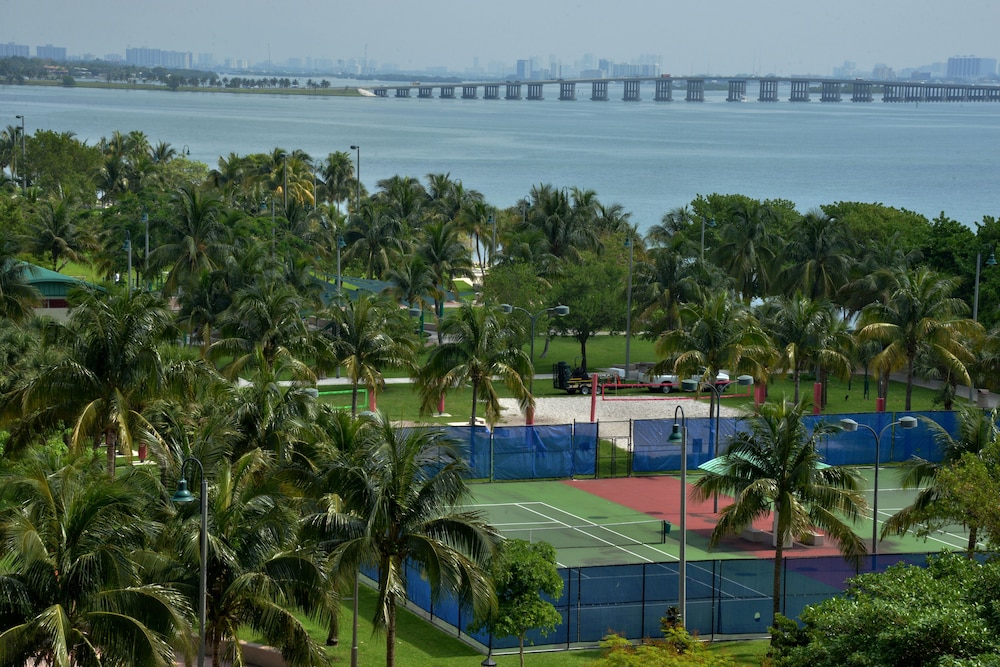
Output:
366,76,1000,103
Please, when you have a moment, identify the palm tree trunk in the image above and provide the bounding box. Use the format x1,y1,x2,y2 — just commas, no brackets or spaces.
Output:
351,380,360,416
967,525,978,558
386,601,397,667
793,370,800,403
470,381,479,426
771,511,786,626
905,358,915,411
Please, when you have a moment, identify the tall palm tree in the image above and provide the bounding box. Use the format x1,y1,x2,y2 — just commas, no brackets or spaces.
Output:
0,231,40,323
758,295,854,404
713,199,779,301
318,150,356,209
694,399,868,627
777,210,855,301
23,197,92,272
310,412,499,667
325,292,419,415
857,267,980,410
0,453,190,667
418,304,534,426
1,288,177,475
148,185,231,296
419,219,473,328
344,201,406,280
164,450,335,667
882,403,997,556
653,291,773,418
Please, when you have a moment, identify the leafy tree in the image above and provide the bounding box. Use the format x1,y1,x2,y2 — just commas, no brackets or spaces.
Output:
23,196,92,272
694,399,868,627
771,552,1000,667
549,250,627,371
469,539,563,667
881,404,999,556
776,210,855,302
419,303,533,426
310,412,499,667
0,231,39,323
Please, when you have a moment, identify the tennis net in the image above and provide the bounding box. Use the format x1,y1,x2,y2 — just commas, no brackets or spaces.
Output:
500,519,669,549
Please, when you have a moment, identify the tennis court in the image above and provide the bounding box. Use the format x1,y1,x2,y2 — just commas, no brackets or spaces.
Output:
469,465,974,569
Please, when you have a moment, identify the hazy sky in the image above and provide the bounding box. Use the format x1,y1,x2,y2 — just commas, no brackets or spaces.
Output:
3,0,998,75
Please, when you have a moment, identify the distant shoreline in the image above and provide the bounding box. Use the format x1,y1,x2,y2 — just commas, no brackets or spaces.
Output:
3,79,362,97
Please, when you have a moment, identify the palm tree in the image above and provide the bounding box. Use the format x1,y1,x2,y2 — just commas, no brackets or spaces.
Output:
777,210,855,301
23,197,92,272
759,295,854,404
418,304,534,426
693,399,868,627
325,292,419,415
419,219,474,330
344,201,406,280
310,412,499,667
164,450,335,666
0,231,39,323
713,200,779,301
882,403,997,556
653,291,773,418
857,267,980,411
319,150,356,209
1,288,177,475
148,186,231,296
0,453,190,667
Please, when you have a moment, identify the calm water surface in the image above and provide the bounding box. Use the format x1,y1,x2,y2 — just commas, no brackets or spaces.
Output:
4,83,999,230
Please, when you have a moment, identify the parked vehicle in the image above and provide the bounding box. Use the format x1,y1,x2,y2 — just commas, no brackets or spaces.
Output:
552,361,613,395
638,368,730,393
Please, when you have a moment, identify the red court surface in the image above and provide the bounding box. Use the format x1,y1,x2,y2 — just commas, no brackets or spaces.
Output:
563,476,847,559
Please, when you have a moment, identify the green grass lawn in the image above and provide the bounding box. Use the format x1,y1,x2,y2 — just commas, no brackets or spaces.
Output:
246,583,769,666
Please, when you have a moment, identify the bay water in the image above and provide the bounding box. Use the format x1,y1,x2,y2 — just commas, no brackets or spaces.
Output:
4,83,999,231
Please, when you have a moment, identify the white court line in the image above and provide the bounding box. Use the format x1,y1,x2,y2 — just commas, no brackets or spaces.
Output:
521,502,669,564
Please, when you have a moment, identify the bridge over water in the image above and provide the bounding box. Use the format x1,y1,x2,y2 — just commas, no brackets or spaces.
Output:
367,76,1000,103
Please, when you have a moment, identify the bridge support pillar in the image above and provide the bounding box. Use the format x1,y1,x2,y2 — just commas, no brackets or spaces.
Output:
789,79,810,101
591,80,608,100
374,87,388,97
851,81,872,102
758,79,778,101
418,87,434,98
820,81,841,102
654,78,673,101
727,79,747,101
461,85,478,99
623,79,641,101
484,84,500,100
559,81,576,100
527,83,544,100
505,83,522,100
439,86,455,99
685,78,704,101
394,87,410,98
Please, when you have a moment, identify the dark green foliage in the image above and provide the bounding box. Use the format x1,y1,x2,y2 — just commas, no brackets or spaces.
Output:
771,552,1000,667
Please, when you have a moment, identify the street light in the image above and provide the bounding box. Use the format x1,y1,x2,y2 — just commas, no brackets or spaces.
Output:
700,217,714,261
499,303,570,389
15,114,25,192
349,145,360,222
142,211,150,290
667,405,687,630
337,235,347,295
489,212,496,270
281,151,289,213
172,457,208,667
123,230,132,295
971,250,997,399
839,416,918,554
705,374,754,511
182,144,190,156
624,232,634,381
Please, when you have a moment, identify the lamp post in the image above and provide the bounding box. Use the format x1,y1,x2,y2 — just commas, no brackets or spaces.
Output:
172,457,208,667
667,405,688,629
706,374,754,511
624,232,634,381
182,144,190,157
839,416,918,554
337,235,346,295
143,211,149,290
124,230,132,295
489,212,496,270
499,303,570,390
971,250,997,400
281,152,289,213
15,114,26,192
349,145,360,221
700,217,714,261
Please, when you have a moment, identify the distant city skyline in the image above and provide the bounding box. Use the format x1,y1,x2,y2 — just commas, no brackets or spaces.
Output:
3,0,998,77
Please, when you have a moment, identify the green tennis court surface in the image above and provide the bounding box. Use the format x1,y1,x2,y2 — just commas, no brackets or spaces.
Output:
468,466,973,568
